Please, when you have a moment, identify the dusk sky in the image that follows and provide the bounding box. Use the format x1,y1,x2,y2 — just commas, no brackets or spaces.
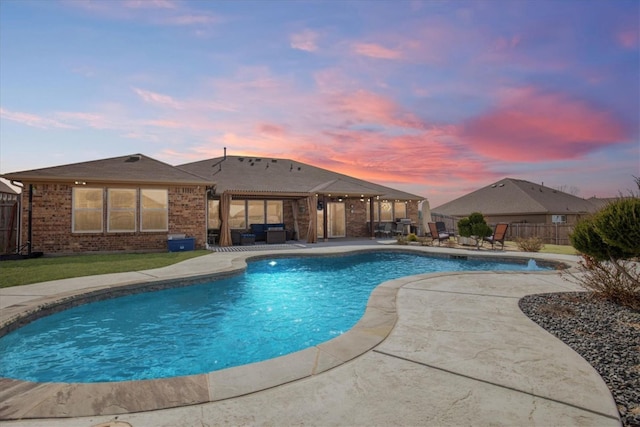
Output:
1,0,638,207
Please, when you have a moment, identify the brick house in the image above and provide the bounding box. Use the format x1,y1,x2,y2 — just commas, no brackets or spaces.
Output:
2,152,425,254
432,178,600,225
431,178,603,244
1,154,211,254
178,154,424,246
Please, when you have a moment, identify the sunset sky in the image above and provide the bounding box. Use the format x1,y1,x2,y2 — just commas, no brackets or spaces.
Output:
1,0,638,207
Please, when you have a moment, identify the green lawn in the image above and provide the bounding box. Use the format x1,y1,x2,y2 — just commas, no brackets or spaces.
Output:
0,251,210,288
0,242,580,289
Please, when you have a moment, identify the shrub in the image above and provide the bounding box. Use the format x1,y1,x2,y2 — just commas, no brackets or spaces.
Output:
569,255,640,309
407,233,418,242
458,212,492,238
515,236,545,252
568,192,640,308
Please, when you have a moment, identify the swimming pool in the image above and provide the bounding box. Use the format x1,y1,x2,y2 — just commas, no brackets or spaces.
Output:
0,251,548,383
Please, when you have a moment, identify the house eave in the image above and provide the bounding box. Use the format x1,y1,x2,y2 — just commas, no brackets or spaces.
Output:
1,175,212,187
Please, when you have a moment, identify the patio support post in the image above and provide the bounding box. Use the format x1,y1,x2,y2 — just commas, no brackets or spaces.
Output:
27,184,33,255
305,194,317,243
218,192,232,247
369,196,375,239
322,195,328,242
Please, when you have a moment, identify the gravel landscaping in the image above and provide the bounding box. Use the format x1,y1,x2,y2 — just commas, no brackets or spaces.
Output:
519,292,640,427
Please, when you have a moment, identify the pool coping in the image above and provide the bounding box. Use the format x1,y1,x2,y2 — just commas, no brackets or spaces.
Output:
0,245,577,420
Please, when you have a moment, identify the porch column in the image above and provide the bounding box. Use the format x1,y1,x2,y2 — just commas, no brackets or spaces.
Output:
218,192,232,247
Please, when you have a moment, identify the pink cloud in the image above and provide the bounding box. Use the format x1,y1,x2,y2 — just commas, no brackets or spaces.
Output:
257,123,287,137
64,0,217,27
290,29,320,52
133,87,183,109
351,42,403,60
325,89,425,129
617,29,639,49
122,0,176,9
460,87,630,162
141,119,183,128
159,14,218,26
54,111,112,129
0,108,75,129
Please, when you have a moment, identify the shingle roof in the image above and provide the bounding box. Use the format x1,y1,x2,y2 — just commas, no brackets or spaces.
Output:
2,154,212,186
178,156,424,200
432,178,599,216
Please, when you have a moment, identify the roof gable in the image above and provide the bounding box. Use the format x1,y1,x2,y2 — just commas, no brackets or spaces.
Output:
178,156,423,200
2,154,212,186
433,178,599,216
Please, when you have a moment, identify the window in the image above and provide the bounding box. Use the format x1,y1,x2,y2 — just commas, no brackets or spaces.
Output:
73,188,103,232
140,189,168,231
229,200,246,229
394,202,407,219
208,199,220,229
366,201,380,222
247,200,265,226
379,201,393,221
266,200,283,223
108,189,136,232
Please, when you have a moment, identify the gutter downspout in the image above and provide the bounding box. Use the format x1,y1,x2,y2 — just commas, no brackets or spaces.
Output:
27,184,33,256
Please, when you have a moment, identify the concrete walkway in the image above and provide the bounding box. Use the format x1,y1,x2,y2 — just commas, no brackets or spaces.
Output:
0,244,622,426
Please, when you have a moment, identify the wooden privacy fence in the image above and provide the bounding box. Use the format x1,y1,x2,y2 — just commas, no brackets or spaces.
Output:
430,213,575,246
0,200,18,254
507,223,575,246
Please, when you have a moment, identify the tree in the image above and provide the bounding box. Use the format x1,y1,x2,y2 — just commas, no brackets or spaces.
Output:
457,212,492,238
569,181,640,308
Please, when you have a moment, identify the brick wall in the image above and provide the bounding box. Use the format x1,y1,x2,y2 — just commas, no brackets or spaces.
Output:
19,183,207,254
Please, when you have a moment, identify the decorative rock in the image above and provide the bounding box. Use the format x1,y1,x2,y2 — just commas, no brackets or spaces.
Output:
519,292,640,427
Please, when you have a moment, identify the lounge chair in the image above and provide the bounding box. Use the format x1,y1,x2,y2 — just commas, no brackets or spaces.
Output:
483,223,509,250
428,222,450,246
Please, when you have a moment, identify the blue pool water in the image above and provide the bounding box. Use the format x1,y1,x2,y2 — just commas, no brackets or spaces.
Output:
0,251,547,383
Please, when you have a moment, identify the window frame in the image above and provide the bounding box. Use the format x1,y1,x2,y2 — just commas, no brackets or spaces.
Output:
207,199,220,229
266,200,283,223
394,201,407,219
107,188,137,233
72,187,104,233
140,188,169,232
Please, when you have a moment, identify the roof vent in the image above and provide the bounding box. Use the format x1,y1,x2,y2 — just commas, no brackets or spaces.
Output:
498,183,504,187
126,155,141,162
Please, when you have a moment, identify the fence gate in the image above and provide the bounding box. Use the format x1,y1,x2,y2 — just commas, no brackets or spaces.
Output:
0,199,18,254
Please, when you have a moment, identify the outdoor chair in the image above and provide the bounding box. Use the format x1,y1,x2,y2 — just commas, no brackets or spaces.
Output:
436,221,454,238
392,222,405,237
483,223,509,250
375,222,393,238
428,222,450,246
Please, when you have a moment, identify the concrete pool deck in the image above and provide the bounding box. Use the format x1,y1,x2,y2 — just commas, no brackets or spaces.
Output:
0,243,622,426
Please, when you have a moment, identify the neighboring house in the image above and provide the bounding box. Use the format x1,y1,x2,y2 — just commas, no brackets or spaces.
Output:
1,152,425,254
1,154,212,254
0,180,19,254
432,178,600,225
178,154,424,246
